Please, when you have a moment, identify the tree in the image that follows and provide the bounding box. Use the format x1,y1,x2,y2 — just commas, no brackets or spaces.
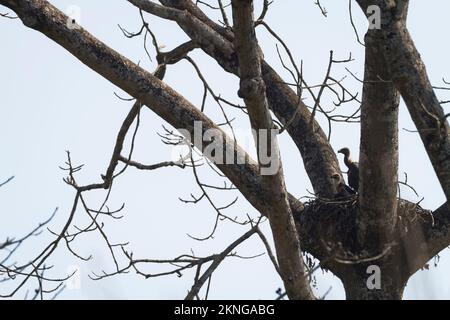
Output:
0,0,449,300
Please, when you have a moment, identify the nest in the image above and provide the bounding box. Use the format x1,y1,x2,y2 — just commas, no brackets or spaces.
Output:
294,196,433,258
295,196,360,253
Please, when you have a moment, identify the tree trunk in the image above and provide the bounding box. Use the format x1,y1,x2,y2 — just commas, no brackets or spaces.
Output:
342,273,405,300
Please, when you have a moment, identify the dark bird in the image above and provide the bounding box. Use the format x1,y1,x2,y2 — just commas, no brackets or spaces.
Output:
338,147,359,193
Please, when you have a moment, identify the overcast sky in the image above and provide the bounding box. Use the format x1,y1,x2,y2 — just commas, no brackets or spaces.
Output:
1,0,450,299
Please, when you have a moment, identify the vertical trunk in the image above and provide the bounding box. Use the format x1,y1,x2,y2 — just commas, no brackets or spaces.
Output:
339,263,407,300
343,278,404,300
358,29,400,251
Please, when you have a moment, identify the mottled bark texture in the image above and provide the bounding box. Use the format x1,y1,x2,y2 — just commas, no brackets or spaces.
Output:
358,30,400,253
231,0,314,300
357,0,450,202
3,0,450,300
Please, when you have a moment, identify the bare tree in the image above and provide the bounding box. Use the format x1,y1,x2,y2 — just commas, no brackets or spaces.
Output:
1,0,449,300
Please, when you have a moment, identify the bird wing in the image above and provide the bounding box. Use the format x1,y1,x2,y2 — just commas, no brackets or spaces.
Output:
344,184,357,195
348,162,359,191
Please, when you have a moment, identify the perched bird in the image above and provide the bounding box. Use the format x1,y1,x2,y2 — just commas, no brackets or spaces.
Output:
338,147,359,193
332,173,356,199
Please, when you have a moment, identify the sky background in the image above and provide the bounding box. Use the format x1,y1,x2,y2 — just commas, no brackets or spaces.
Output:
1,0,450,299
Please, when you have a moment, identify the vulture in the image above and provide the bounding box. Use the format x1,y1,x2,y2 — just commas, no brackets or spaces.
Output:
338,147,359,193
332,173,356,199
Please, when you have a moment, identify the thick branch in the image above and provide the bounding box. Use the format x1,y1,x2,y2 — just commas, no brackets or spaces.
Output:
403,202,450,278
388,27,450,203
231,0,314,300
358,31,400,250
357,0,450,205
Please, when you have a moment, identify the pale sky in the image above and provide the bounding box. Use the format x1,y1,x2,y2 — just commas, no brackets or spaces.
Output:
1,0,449,299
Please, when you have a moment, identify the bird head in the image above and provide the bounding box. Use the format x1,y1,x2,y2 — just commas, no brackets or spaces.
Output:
338,147,350,157
331,173,341,181
331,173,343,184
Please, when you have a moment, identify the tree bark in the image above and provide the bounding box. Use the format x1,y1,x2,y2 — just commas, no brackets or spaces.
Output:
358,26,401,253
231,0,314,300
357,0,450,205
